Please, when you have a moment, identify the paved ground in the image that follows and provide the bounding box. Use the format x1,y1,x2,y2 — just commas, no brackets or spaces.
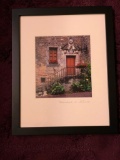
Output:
37,92,92,98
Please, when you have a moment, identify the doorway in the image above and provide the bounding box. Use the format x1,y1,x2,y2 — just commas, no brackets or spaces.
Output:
66,56,75,75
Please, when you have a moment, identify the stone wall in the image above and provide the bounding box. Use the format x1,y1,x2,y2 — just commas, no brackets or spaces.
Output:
35,36,90,93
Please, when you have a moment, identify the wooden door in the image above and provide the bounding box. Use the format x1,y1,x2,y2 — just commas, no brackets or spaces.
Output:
66,56,75,75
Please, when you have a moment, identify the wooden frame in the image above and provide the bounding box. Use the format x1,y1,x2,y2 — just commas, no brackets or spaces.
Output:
12,7,118,135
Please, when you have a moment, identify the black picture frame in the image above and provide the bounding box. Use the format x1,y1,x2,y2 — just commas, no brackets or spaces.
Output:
12,6,118,135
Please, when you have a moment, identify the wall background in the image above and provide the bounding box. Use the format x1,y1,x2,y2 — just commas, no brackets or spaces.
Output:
0,0,120,159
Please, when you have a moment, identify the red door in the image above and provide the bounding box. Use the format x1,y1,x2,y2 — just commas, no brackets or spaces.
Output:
66,56,75,75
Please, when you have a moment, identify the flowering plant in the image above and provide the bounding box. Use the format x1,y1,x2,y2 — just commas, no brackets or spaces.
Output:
49,60,57,63
75,61,87,68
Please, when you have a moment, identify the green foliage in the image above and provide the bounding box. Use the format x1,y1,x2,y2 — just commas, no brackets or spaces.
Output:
79,78,92,91
81,64,91,80
86,64,91,79
50,82,65,95
71,82,81,92
71,64,92,92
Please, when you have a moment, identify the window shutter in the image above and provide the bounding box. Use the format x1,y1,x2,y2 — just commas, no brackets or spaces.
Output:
49,48,57,63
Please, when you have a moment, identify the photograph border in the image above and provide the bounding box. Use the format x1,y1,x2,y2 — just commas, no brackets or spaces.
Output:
12,7,118,135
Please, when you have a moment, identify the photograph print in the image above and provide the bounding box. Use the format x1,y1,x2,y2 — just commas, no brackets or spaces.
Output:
35,35,92,98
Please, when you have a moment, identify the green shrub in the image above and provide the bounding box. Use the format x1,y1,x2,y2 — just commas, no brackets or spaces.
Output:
71,82,81,92
80,64,92,91
81,64,91,80
71,79,92,92
50,82,65,95
71,64,92,92
80,78,92,91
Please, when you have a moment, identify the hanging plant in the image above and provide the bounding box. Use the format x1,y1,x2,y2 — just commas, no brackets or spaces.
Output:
75,61,87,68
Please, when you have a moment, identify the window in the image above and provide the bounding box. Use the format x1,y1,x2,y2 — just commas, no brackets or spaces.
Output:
49,47,57,64
41,77,46,83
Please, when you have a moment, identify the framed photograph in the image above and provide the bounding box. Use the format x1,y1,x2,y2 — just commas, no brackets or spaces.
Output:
12,7,118,135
